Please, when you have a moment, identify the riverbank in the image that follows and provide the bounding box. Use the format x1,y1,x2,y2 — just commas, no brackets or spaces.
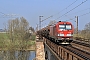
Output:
0,39,36,51
26,44,36,51
0,44,35,51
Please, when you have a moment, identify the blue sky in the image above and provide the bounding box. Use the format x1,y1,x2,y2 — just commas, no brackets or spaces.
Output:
0,0,90,30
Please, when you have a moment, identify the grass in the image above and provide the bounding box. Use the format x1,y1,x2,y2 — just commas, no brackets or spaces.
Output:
0,33,9,39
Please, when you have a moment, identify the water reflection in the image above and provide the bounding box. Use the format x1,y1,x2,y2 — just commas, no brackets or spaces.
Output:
0,50,35,60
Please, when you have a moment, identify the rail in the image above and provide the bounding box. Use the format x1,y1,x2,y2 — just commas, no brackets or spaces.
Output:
71,40,90,53
44,38,90,60
63,45,90,60
74,37,90,44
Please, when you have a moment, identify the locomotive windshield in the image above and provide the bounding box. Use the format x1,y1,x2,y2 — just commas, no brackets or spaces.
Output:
59,24,72,30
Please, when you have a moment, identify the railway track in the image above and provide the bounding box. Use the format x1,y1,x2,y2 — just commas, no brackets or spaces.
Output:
72,40,90,47
74,37,90,44
62,45,90,60
44,37,90,60
71,40,90,53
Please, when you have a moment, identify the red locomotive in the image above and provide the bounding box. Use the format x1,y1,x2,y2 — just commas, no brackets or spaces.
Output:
37,21,74,44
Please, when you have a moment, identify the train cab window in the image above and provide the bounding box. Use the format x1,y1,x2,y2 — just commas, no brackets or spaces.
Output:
66,25,71,30
59,25,65,30
59,24,72,30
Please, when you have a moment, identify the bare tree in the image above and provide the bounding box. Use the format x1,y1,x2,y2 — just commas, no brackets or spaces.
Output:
78,22,90,43
84,22,90,39
7,17,31,49
8,20,13,41
19,17,29,40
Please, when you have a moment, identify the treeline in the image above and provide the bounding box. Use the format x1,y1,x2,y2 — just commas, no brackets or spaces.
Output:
0,17,35,50
79,22,90,39
74,22,90,40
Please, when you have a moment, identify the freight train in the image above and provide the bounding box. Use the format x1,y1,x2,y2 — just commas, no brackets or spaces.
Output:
37,21,74,44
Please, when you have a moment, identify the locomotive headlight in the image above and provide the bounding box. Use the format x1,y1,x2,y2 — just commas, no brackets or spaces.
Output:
60,34,64,36
58,34,64,36
67,34,73,36
58,34,60,36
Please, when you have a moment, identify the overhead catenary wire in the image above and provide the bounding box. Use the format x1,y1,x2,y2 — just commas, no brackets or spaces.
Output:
0,6,20,18
56,0,88,20
68,8,90,16
53,0,78,17
41,0,78,22
65,8,90,21
65,15,75,20
0,11,19,18
79,12,90,17
0,12,8,18
65,11,90,22
0,12,6,15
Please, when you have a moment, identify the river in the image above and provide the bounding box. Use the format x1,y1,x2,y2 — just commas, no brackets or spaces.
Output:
0,50,35,60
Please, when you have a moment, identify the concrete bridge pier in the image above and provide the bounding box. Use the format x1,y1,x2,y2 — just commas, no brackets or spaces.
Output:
44,44,58,60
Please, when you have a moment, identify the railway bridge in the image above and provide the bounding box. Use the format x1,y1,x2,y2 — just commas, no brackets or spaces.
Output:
35,35,90,60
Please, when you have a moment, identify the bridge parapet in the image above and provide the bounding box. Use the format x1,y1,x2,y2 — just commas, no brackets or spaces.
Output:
35,35,45,60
